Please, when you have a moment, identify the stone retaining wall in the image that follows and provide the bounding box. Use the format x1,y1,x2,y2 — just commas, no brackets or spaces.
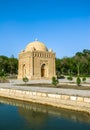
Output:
0,88,90,114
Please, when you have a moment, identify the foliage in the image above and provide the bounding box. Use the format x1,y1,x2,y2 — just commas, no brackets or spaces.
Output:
0,49,90,79
22,77,29,85
0,55,18,77
82,77,86,82
57,75,65,79
52,76,59,86
56,49,90,77
0,66,8,83
67,76,73,81
76,77,81,86
0,71,5,77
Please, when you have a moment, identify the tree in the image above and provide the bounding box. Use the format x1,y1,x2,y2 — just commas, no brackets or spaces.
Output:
9,55,18,74
83,49,90,56
0,55,18,76
74,52,82,76
74,49,90,76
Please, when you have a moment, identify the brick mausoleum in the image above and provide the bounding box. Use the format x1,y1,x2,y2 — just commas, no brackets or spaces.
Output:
18,39,56,80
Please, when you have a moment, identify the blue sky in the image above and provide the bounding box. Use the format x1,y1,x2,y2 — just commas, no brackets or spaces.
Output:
0,0,89,58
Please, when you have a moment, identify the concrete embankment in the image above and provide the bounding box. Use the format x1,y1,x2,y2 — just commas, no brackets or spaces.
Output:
0,87,90,115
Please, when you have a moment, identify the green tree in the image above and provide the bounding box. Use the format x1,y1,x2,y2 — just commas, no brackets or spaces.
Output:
9,55,18,74
56,49,90,77
0,55,18,76
74,50,90,76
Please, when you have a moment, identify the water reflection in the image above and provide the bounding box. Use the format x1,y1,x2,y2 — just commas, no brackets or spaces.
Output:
0,97,90,125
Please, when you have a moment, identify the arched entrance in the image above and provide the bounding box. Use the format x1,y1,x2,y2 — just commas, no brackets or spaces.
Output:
41,64,46,77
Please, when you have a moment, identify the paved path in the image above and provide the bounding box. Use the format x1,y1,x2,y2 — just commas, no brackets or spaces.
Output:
0,82,90,97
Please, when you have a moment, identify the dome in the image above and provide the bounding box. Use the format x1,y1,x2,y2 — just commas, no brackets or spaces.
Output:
25,40,48,52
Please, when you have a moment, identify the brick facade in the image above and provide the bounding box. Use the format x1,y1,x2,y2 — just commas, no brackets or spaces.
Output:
18,40,56,80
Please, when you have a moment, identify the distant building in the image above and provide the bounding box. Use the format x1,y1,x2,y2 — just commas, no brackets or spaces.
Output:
18,39,56,80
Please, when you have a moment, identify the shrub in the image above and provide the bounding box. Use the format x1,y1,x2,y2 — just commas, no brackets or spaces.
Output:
67,76,73,81
57,75,65,79
22,77,29,85
76,77,81,86
0,71,8,83
0,76,9,83
82,77,86,82
52,76,59,86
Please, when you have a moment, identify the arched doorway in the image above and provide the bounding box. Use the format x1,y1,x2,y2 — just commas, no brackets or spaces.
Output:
41,64,46,77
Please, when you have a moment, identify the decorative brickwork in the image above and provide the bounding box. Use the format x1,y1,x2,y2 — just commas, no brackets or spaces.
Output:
18,40,56,79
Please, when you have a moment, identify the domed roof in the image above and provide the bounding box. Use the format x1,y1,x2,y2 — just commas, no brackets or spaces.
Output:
25,40,48,52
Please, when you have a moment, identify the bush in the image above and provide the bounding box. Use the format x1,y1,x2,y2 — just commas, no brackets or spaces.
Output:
76,77,81,86
67,76,73,81
57,75,65,79
0,71,8,83
0,76,9,83
52,76,59,86
82,77,86,82
22,77,29,85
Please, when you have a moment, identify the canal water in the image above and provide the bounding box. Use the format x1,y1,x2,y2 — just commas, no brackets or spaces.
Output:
0,97,90,130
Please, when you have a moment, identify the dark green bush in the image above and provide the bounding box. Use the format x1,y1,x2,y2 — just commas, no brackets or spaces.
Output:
67,76,73,81
52,76,59,86
76,77,81,86
22,77,29,85
82,77,86,82
57,75,65,79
